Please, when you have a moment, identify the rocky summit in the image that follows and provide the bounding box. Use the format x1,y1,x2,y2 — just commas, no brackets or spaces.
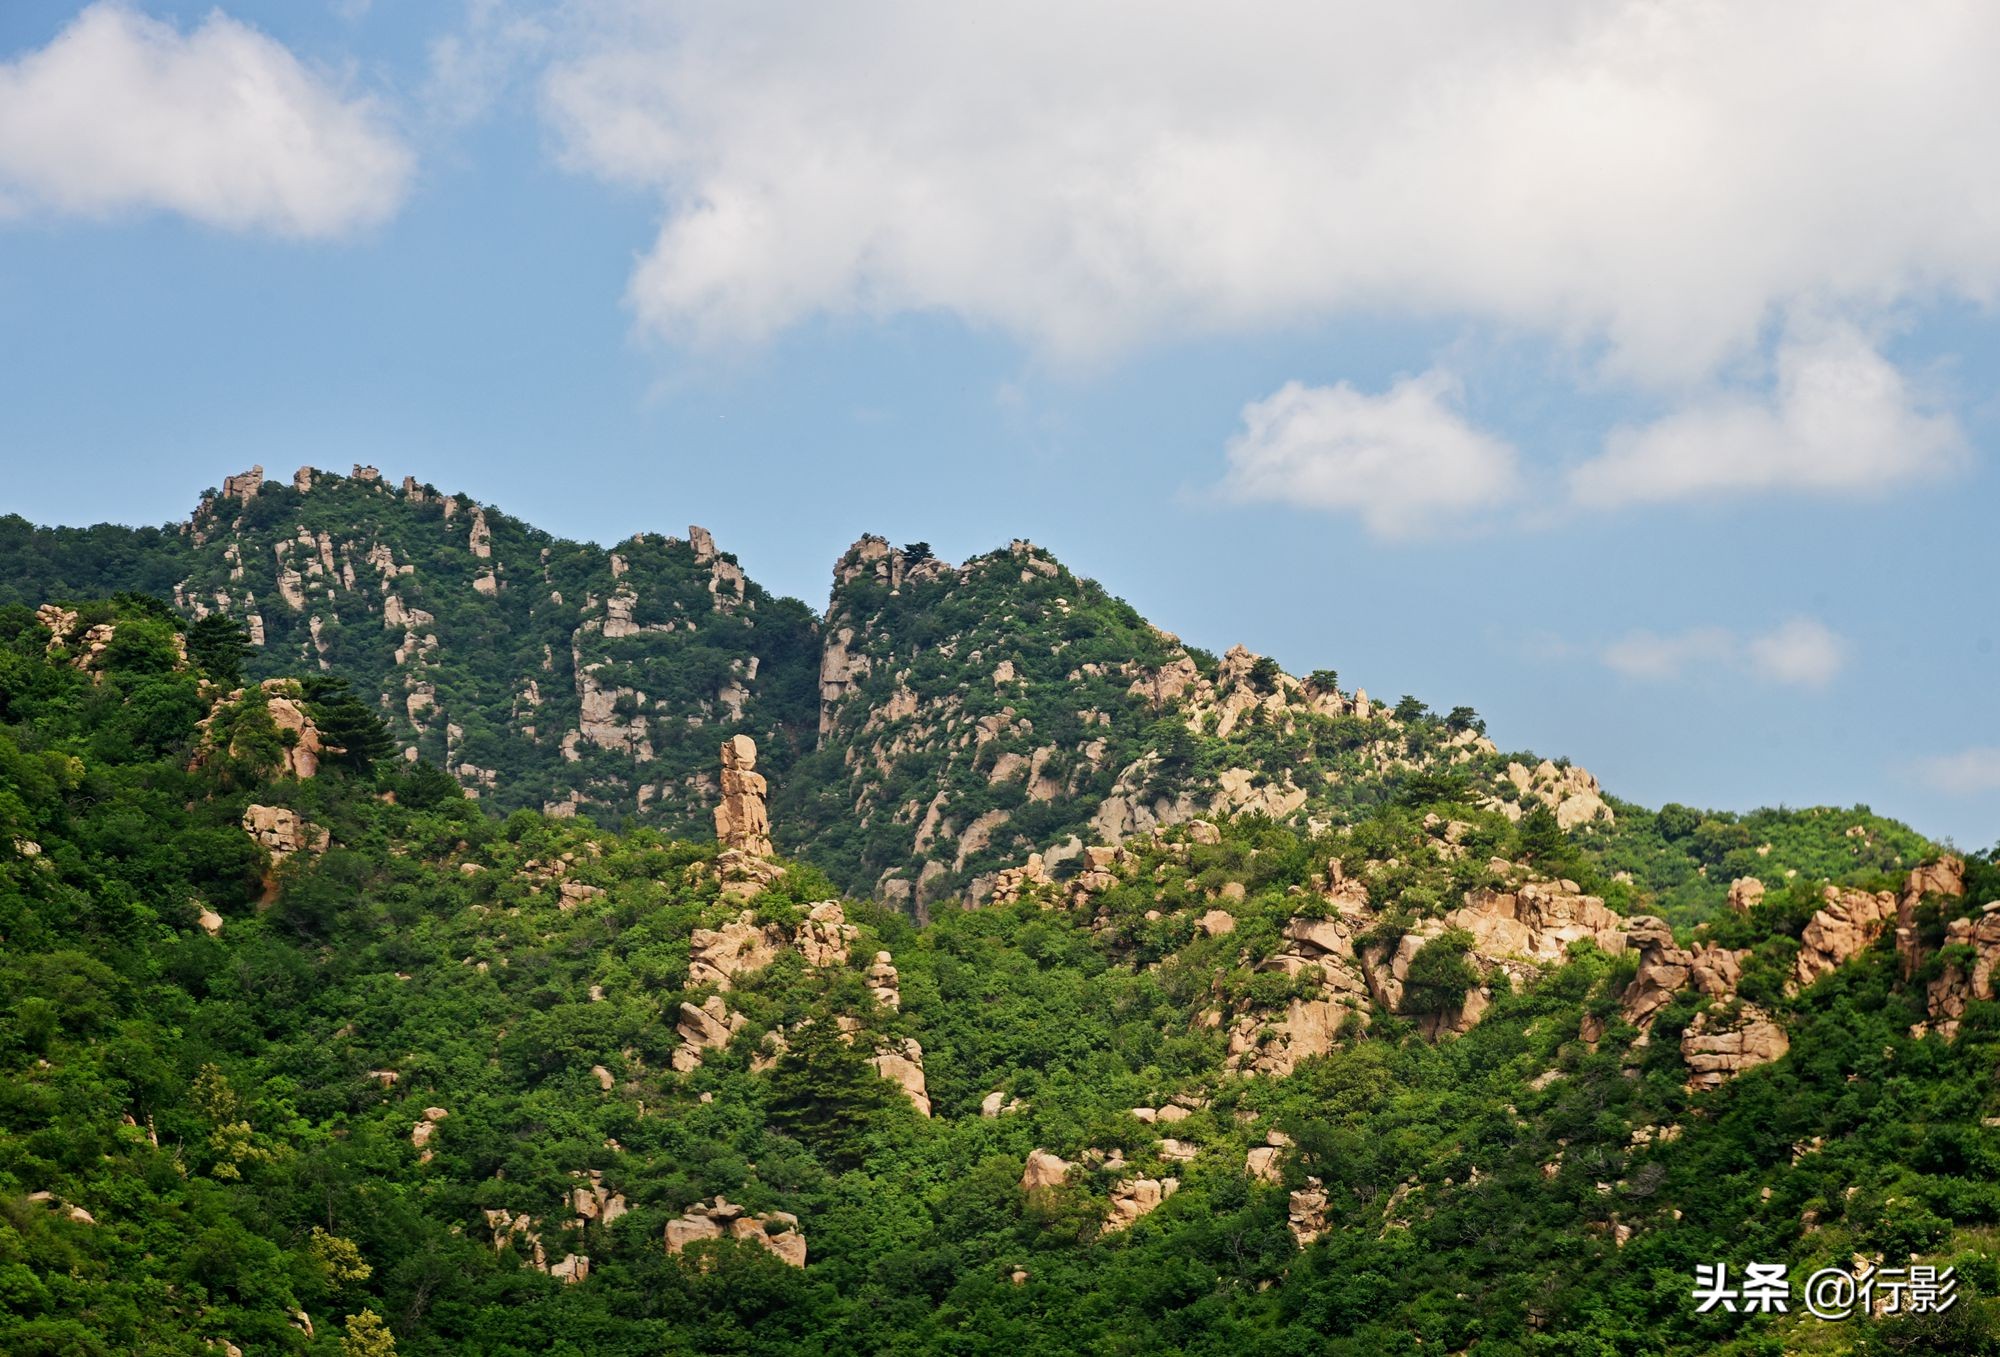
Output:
1,471,1996,1355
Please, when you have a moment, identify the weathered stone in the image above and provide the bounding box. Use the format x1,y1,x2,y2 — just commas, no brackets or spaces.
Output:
1793,886,1898,991
1020,1149,1073,1192
1103,1177,1178,1232
688,910,786,991
870,1038,932,1116
1681,1005,1789,1091
793,900,857,966
1727,877,1766,913
666,1197,805,1266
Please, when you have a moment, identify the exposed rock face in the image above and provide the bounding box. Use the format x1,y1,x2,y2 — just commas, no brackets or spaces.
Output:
1288,1181,1329,1246
687,911,786,991
1792,885,1898,991
671,995,745,1072
1898,854,1968,978
1103,1177,1178,1233
221,465,265,502
793,900,857,966
665,1197,805,1267
1246,1146,1283,1183
1490,760,1614,829
713,735,777,896
1020,1150,1073,1192
870,1038,932,1117
1444,881,1626,975
866,951,902,1010
1682,1005,1790,1091
1917,905,2000,1041
411,1106,448,1163
1617,916,1746,1040
485,1209,547,1271
241,805,329,866
1727,877,1766,914
568,1170,628,1228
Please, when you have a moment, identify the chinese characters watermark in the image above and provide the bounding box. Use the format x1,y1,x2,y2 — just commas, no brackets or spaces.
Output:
1693,1262,1958,1320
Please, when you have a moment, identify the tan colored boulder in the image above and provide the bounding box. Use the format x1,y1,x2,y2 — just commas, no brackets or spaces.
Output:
713,735,772,856
1103,1177,1178,1233
688,910,786,991
1727,877,1766,914
1288,1181,1329,1246
1020,1149,1073,1192
1916,905,2000,1040
793,900,857,966
1682,1005,1790,1091
666,1197,804,1266
1246,1146,1283,1183
1197,909,1237,937
1792,886,1897,991
870,1038,932,1117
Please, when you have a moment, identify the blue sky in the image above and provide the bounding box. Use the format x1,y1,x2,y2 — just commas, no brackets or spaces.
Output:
1,2,1997,848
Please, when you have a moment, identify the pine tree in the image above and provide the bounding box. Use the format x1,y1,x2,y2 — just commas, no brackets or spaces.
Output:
186,613,254,687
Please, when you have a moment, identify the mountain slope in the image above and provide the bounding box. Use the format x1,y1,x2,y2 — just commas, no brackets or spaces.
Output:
1,597,1997,1354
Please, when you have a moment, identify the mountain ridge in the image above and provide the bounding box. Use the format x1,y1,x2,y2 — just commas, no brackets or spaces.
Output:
0,463,1937,923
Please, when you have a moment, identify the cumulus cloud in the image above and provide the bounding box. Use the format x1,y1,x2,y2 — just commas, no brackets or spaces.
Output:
540,2,2000,374
0,4,412,237
1215,372,1520,538
1570,324,1967,507
1600,618,1847,688
1911,747,2000,795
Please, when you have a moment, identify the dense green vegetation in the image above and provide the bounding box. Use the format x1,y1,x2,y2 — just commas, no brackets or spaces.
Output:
3,596,1998,1355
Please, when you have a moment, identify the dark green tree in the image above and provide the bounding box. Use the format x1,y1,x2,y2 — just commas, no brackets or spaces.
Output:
1248,656,1282,693
186,614,254,688
303,676,396,775
765,1013,897,1170
1393,694,1428,723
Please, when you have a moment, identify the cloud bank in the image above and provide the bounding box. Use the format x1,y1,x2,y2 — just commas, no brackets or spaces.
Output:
0,4,412,237
1601,617,1848,689
543,1,2000,376
1571,325,1967,508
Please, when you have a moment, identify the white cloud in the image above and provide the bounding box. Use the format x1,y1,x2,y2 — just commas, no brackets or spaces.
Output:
1600,617,1847,688
1570,324,1967,507
1601,628,1736,681
1911,747,2000,795
1215,372,1520,538
541,2,2000,375
1744,617,1848,688
0,4,412,237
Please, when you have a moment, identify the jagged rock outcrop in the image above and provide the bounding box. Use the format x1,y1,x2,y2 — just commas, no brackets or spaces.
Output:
869,1038,932,1117
1288,1181,1329,1246
1103,1177,1178,1233
1020,1150,1073,1192
1897,854,1968,978
1444,881,1627,976
687,911,786,991
410,1106,448,1162
866,951,902,1010
1618,916,1743,1031
1489,759,1614,830
1916,904,2000,1041
1681,1005,1789,1091
241,805,329,866
1727,876,1766,913
793,900,857,966
567,1170,628,1228
1792,885,1898,991
666,1198,806,1266
671,995,745,1072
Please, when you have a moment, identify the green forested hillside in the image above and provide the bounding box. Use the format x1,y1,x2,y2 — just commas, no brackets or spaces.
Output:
3,597,1998,1355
